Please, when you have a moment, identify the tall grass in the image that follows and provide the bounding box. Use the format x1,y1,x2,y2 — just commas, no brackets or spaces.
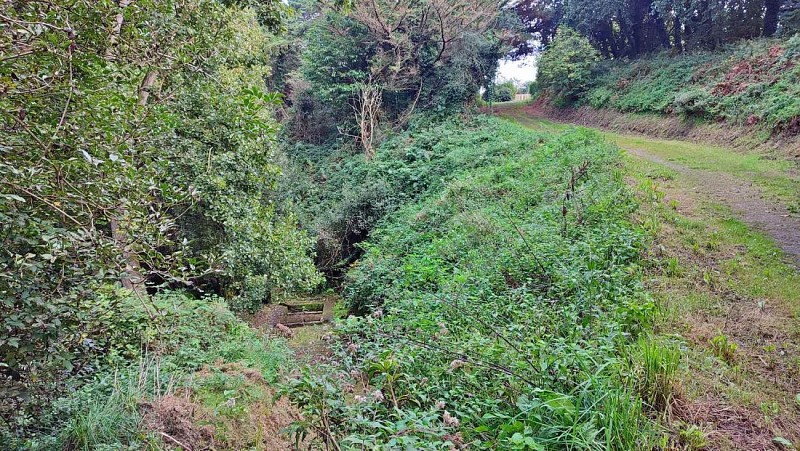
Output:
9,292,293,450
58,361,159,450
633,337,681,413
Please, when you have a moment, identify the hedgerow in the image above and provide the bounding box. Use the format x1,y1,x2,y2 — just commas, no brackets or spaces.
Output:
285,117,662,448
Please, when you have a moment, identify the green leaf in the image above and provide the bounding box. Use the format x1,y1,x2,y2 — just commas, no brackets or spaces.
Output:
2,194,25,202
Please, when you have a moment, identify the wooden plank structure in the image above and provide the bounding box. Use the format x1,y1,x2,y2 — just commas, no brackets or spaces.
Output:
271,296,336,328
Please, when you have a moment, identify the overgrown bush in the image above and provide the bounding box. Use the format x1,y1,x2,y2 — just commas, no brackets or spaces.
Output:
586,86,614,109
495,85,515,102
537,27,600,103
4,291,291,448
528,80,542,100
292,3,505,152
672,88,717,118
483,81,517,102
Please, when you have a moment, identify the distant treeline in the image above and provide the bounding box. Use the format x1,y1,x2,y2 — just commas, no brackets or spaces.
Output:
511,0,800,59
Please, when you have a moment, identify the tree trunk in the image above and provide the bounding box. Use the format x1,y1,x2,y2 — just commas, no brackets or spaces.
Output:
628,0,651,57
673,16,683,52
763,0,781,36
107,0,147,294
110,217,145,292
352,83,382,159
106,0,132,59
653,11,671,49
138,70,158,106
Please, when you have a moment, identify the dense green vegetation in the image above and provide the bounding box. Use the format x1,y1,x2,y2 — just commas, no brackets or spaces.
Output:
280,0,506,155
1,0,318,445
534,33,800,136
521,0,800,135
483,81,519,103
585,36,800,132
284,116,671,448
3,0,799,448
535,28,600,104
15,291,292,449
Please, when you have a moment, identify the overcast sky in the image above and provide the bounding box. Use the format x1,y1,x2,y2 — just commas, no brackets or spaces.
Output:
496,54,538,85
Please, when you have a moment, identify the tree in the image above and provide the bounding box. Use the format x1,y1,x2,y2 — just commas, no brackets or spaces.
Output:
764,0,783,35
512,0,793,58
509,0,564,57
294,0,506,154
536,27,600,102
483,81,518,102
1,0,319,429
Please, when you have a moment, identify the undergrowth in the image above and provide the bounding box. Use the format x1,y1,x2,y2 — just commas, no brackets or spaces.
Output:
5,291,291,450
584,36,800,135
285,117,677,449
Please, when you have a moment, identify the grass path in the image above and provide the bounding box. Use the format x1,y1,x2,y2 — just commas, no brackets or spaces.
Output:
495,104,800,450
494,104,800,264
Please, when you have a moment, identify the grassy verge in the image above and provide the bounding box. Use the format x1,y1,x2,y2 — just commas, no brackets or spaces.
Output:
495,105,800,213
629,154,800,449
499,110,800,448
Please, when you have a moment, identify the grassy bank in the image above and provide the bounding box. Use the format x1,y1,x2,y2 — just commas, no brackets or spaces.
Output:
501,112,800,448
285,116,678,449
583,36,800,138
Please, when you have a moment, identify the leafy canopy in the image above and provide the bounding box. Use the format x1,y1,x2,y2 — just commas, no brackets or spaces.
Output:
536,27,600,102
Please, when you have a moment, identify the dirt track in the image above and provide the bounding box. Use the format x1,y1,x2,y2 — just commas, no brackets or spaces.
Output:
624,146,800,264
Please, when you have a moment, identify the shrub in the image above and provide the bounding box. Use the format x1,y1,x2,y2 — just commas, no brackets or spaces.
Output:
537,27,600,102
527,80,541,100
495,85,515,102
482,81,517,103
586,86,614,109
672,88,717,118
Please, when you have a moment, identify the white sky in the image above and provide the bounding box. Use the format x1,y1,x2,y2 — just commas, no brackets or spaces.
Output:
496,54,538,86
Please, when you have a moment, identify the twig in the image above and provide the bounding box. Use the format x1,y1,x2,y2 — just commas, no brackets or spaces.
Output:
49,39,74,152
8,183,88,232
159,431,192,450
0,13,72,33
438,291,542,379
